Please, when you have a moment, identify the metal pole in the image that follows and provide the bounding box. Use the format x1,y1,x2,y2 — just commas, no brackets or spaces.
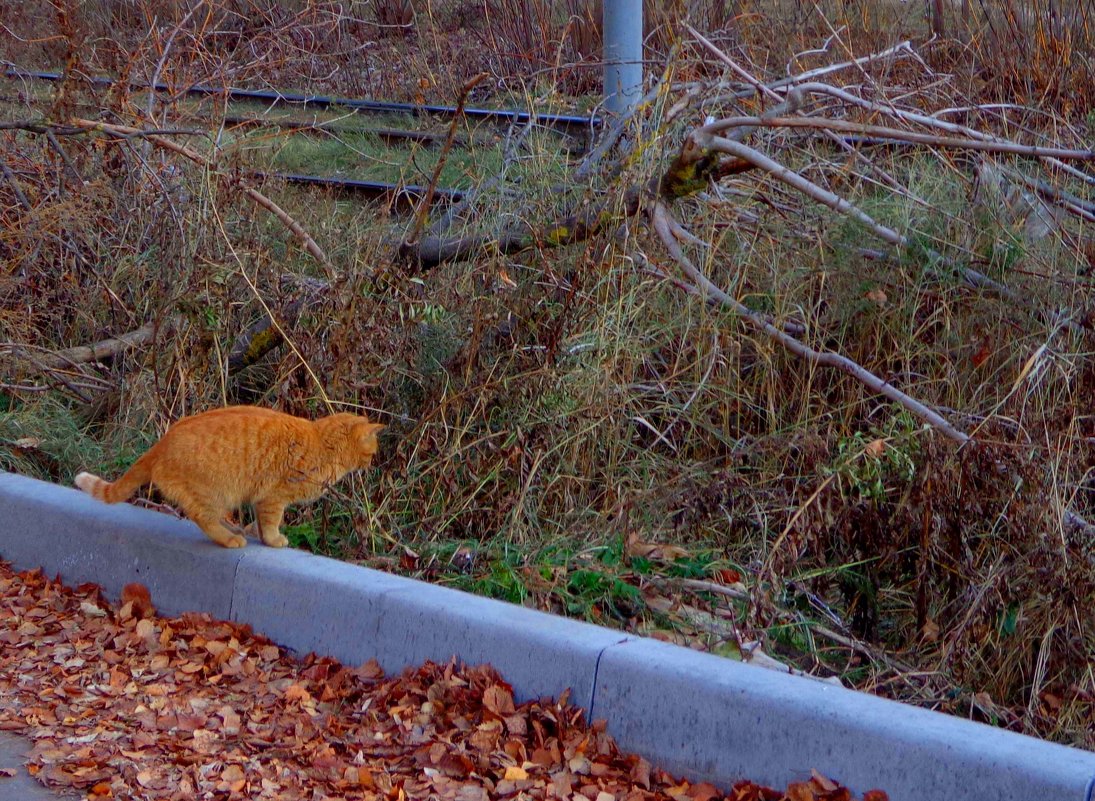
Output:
603,0,643,115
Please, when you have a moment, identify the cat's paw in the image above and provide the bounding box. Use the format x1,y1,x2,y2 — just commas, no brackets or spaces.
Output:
263,532,289,548
222,534,247,549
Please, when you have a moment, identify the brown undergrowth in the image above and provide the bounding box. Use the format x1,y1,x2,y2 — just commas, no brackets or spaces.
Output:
1,0,1093,751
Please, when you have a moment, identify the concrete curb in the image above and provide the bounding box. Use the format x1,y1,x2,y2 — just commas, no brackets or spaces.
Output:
2,472,1093,801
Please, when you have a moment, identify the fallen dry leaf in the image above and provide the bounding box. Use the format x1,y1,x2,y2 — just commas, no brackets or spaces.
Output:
691,782,722,801
121,583,155,619
78,600,107,618
0,560,884,801
626,532,690,562
482,683,515,714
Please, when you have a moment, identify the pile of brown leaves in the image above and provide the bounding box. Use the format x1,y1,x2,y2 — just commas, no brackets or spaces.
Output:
0,561,886,801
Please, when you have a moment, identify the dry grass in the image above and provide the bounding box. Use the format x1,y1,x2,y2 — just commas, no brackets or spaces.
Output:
2,0,1093,750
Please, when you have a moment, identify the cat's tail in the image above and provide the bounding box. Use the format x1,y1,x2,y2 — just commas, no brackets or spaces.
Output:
74,452,154,504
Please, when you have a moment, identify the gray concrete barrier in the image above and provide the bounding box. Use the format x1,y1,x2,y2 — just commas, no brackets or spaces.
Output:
2,471,1093,801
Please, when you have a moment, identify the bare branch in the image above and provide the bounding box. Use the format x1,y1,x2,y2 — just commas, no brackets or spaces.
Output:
651,201,971,445
402,72,488,252
37,322,159,368
0,161,31,210
700,132,1021,303
704,116,1095,160
785,82,1095,184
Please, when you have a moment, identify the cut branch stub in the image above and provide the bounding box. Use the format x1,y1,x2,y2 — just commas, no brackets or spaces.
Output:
227,292,322,373
658,138,721,199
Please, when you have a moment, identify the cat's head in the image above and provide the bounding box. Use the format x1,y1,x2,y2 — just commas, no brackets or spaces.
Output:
320,413,386,470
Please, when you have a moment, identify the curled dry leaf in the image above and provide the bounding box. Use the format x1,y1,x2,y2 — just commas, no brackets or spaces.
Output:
864,438,886,459
625,531,691,562
78,601,107,618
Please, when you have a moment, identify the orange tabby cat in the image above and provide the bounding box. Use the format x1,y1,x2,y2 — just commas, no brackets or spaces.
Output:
74,406,384,549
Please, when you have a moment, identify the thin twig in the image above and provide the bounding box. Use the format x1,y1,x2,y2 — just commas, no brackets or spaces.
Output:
403,72,487,249
773,39,914,90
0,161,31,209
45,129,85,186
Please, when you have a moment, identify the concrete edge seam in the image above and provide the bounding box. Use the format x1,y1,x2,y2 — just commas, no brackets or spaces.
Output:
587,636,630,716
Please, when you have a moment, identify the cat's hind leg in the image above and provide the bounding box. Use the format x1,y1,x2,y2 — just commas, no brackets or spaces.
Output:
171,489,247,548
253,500,288,548
224,514,257,539
190,512,247,548
177,496,246,547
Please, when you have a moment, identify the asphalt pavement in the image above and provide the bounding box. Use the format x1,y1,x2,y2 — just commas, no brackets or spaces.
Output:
0,732,77,799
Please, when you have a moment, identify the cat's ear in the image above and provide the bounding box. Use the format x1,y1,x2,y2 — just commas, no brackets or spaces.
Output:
354,421,385,437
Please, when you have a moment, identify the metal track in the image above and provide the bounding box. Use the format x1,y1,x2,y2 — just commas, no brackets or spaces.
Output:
248,170,465,207
222,115,472,147
5,69,601,134
3,70,500,209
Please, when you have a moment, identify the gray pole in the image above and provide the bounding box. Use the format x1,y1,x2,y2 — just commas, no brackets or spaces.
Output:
603,0,643,115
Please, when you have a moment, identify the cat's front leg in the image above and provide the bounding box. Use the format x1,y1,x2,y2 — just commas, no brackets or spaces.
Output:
253,500,289,548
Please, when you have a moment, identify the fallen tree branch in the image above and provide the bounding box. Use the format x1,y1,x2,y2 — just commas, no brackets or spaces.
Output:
651,201,971,444
37,322,159,368
634,250,807,336
227,290,322,372
0,119,87,135
0,161,32,210
997,164,1095,223
407,89,807,270
1,318,178,402
699,132,1021,303
782,81,1095,184
409,183,650,269
704,116,1095,160
682,29,1087,321
773,39,915,89
0,118,202,139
